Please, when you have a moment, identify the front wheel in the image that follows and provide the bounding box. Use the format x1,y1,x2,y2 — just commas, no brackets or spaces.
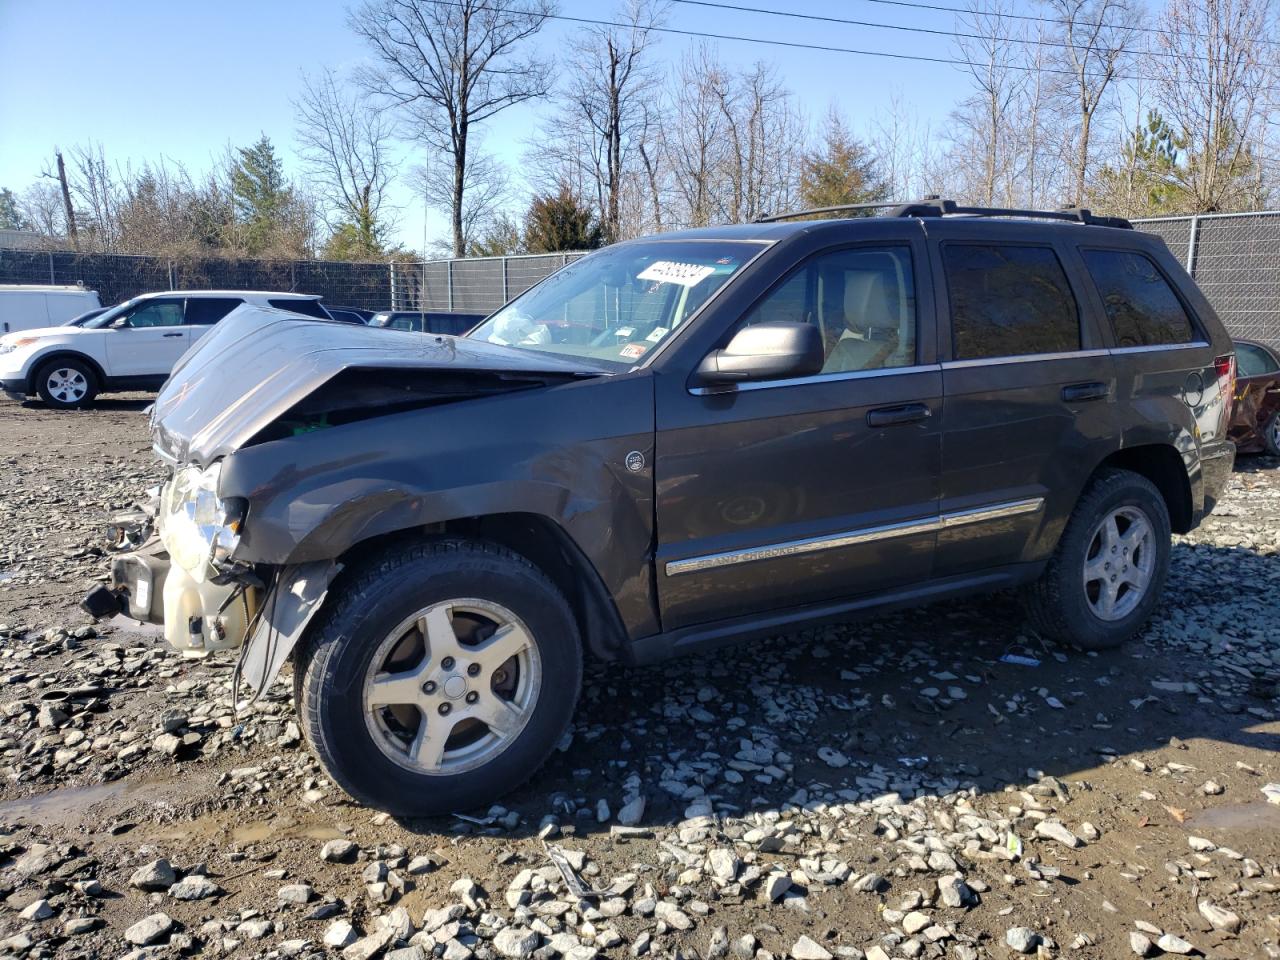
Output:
293,540,582,816
35,358,99,409
1022,469,1171,650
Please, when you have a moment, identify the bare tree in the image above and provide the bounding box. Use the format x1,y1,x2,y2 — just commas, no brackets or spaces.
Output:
663,45,729,228
951,0,1028,204
1152,0,1278,211
349,0,554,256
1043,0,1138,205
411,149,510,255
295,68,399,255
555,0,665,242
19,182,65,242
713,61,803,222
39,151,79,250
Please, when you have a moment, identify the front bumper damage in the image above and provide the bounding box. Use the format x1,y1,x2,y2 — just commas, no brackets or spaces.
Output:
82,510,338,699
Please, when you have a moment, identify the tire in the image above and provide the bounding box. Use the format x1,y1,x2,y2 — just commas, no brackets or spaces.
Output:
1022,468,1171,650
293,539,582,816
35,357,99,409
1264,411,1280,457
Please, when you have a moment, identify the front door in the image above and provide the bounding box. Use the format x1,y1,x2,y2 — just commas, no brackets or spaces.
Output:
655,234,942,630
105,297,189,377
929,225,1118,577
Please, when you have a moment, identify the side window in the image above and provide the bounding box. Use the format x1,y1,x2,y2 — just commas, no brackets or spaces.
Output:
738,246,917,374
184,298,242,325
1236,343,1279,378
269,298,329,319
1080,249,1195,347
389,316,417,332
120,299,185,328
943,245,1080,359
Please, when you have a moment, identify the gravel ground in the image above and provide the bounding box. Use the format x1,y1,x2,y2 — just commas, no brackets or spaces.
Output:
0,394,1277,960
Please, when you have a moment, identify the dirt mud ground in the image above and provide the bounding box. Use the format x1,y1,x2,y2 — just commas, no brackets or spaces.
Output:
0,394,1277,960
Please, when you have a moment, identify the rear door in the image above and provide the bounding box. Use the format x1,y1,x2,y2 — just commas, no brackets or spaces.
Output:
930,223,1118,578
655,226,943,630
184,297,243,346
104,297,189,376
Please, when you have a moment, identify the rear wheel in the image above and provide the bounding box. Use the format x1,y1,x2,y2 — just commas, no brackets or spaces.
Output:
293,540,582,816
1264,411,1280,457
35,358,98,409
1022,469,1171,650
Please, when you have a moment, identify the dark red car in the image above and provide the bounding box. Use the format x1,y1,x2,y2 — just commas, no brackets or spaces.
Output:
1230,339,1280,455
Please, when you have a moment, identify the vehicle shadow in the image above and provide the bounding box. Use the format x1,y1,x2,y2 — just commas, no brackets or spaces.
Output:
390,535,1278,838
18,397,153,413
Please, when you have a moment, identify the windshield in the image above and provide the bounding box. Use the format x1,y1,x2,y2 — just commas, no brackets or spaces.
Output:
84,296,144,329
467,240,761,369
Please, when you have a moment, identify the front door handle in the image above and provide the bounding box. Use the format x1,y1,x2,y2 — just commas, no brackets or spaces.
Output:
162,332,184,338
1062,381,1109,402
867,403,932,427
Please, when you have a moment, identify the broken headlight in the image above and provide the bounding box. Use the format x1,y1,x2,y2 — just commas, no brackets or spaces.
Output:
158,462,245,581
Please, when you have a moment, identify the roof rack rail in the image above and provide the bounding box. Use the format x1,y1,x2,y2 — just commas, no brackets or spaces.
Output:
754,201,904,223
892,198,1132,230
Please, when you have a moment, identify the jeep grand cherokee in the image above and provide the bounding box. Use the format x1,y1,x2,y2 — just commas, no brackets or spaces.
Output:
84,200,1237,815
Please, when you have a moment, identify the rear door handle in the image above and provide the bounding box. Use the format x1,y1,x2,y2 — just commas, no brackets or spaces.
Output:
867,403,932,427
1062,381,1109,402
162,332,184,338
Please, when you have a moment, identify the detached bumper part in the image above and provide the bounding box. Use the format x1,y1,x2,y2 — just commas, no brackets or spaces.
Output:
87,538,258,655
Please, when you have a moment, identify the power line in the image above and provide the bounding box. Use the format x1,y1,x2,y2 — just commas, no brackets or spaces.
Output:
670,0,1209,64
673,0,1280,48
422,0,1279,91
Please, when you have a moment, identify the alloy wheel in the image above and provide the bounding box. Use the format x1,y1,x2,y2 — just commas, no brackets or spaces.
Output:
46,368,88,404
1082,505,1155,621
361,598,542,775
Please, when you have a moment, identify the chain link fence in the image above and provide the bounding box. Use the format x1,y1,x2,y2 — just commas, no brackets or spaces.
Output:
0,250,393,311
390,252,586,313
1134,210,1280,349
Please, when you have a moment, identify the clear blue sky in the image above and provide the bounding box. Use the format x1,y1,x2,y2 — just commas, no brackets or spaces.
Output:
1,0,1005,252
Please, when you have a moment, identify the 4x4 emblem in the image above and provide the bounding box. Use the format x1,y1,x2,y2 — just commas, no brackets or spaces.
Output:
625,451,645,473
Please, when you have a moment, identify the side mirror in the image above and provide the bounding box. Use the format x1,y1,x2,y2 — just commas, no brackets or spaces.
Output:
110,317,130,329
695,321,824,387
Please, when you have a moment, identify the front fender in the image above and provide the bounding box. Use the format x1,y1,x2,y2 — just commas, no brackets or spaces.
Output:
219,374,657,638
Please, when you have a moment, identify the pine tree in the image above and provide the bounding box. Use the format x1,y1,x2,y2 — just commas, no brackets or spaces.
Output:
798,110,889,212
229,136,294,254
523,187,604,253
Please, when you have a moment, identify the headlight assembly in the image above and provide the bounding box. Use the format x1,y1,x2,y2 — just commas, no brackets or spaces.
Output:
0,338,40,356
158,462,245,581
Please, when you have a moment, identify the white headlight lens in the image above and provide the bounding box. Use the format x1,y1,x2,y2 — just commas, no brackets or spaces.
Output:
159,463,240,579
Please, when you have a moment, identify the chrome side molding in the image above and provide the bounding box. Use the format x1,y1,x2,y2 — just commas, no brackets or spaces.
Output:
664,497,1044,577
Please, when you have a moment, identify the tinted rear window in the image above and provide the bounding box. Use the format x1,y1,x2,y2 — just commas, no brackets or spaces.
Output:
1080,249,1195,347
943,245,1080,359
270,298,329,319
185,298,242,325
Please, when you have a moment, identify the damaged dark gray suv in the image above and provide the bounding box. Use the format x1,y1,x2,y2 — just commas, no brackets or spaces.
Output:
87,200,1238,815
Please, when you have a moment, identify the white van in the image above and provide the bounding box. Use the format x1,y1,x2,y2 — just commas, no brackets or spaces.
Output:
0,285,102,335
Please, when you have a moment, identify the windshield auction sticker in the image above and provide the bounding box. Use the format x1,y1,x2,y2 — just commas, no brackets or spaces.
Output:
637,260,717,287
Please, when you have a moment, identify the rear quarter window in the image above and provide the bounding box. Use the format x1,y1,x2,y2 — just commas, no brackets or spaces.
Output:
1080,249,1196,347
270,298,329,319
943,244,1080,359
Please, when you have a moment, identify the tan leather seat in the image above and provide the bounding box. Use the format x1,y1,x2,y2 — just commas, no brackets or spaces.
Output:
826,271,902,373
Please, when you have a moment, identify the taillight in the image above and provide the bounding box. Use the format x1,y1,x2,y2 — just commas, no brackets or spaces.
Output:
1215,354,1237,397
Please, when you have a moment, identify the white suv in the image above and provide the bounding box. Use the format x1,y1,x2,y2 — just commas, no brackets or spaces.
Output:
0,290,332,409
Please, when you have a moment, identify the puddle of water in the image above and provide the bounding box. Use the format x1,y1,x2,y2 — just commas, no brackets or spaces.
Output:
1188,801,1280,831
0,781,129,824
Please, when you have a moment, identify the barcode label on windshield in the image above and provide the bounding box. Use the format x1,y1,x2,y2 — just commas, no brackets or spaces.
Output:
637,261,717,287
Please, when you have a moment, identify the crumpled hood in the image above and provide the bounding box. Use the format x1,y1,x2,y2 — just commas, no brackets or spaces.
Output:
151,307,605,465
